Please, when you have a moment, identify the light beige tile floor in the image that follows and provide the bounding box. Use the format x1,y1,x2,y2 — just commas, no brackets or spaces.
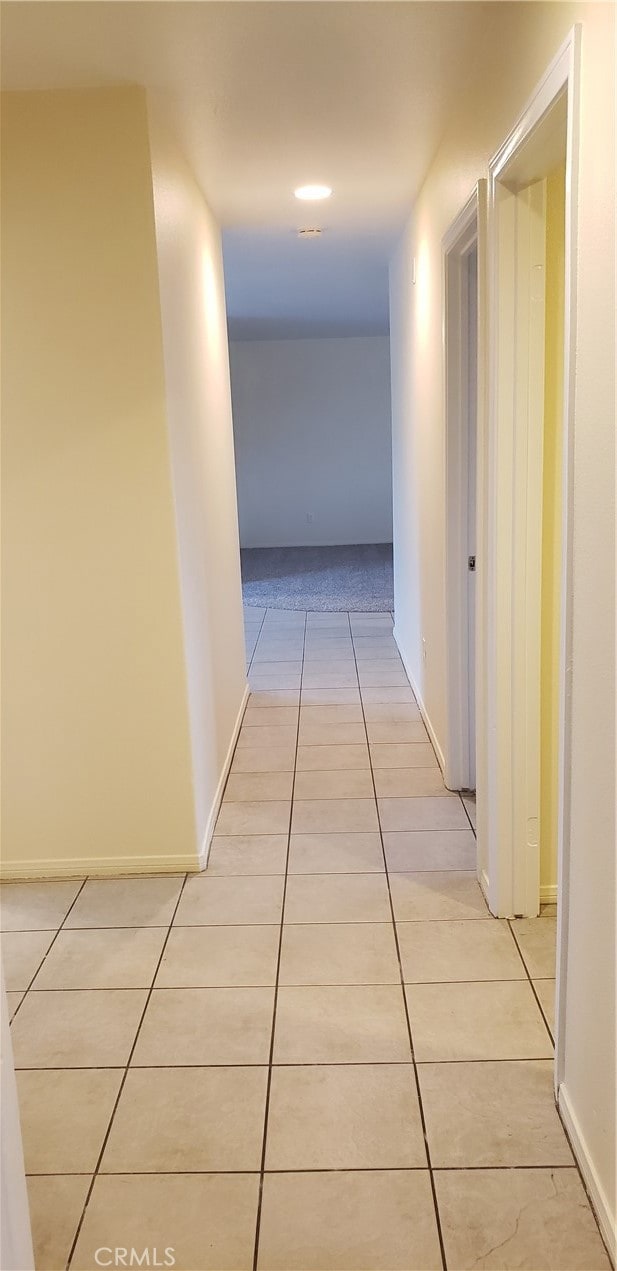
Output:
3,606,609,1270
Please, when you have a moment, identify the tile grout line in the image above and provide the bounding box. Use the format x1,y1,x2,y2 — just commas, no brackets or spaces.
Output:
244,611,614,1271
25,1163,579,1177
6,613,581,1266
459,793,477,839
65,872,191,1270
217,612,304,842
7,914,498,940
14,1056,561,1071
505,919,556,1047
225,795,462,804
175,870,482,879
245,608,268,675
348,611,449,1271
505,921,612,1257
251,607,308,1271
238,739,434,748
15,974,537,992
9,877,89,1023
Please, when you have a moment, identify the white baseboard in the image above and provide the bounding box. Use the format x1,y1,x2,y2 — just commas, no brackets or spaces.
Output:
198,682,250,870
540,883,558,903
0,684,251,883
0,854,201,880
558,1082,616,1264
393,627,494,910
479,867,491,905
392,627,446,773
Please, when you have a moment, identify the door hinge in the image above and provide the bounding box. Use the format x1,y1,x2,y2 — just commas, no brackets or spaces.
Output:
468,555,476,572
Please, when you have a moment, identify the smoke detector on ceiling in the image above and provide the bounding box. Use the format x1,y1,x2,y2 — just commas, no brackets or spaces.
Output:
297,228,323,238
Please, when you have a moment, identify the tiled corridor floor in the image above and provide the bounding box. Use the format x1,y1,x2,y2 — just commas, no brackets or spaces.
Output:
2,608,610,1270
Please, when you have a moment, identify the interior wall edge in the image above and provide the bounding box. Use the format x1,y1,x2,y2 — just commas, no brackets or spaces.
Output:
393,624,446,774
558,1082,617,1264
147,101,248,852
198,683,250,872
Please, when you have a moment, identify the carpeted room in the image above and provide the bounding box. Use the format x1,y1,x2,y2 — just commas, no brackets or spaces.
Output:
240,542,393,612
226,332,394,612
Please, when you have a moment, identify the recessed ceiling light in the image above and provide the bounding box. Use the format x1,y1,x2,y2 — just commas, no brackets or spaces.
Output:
294,184,332,201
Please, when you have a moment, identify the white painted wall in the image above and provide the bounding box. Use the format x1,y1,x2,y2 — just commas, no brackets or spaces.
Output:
229,336,392,548
389,2,615,1249
148,106,248,856
1,973,34,1271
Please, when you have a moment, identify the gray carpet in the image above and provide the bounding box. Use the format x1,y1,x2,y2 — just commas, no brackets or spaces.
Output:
241,544,394,612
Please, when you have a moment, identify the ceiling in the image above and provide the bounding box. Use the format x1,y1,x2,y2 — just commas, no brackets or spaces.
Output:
1,2,493,338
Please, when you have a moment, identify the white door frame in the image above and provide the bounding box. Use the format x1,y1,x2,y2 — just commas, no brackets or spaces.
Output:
487,170,549,919
1,970,34,1271
484,26,581,1080
443,185,482,794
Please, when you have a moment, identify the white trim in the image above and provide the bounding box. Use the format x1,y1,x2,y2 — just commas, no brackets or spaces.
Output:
394,628,486,903
442,187,479,256
485,24,581,1119
540,883,558,904
479,867,491,906
198,682,250,869
486,27,580,951
0,683,251,882
553,25,581,1101
489,31,574,179
393,626,446,774
516,176,547,917
558,1082,616,1263
487,172,548,920
1,974,34,1271
474,181,490,909
443,187,480,793
0,855,201,880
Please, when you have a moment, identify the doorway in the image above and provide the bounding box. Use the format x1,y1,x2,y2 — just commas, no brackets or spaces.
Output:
484,64,572,922
443,188,484,802
482,34,581,1159
466,244,478,794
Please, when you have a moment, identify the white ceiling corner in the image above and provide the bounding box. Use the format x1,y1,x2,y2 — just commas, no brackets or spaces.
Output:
1,1,491,338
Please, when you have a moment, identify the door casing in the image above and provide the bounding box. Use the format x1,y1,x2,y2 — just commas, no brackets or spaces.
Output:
443,185,485,797
483,28,580,1100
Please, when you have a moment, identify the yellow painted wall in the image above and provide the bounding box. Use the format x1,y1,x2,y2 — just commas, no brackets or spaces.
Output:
390,3,615,1231
540,163,566,895
1,87,199,876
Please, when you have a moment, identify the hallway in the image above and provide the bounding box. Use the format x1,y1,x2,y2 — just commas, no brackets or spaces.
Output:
2,608,608,1271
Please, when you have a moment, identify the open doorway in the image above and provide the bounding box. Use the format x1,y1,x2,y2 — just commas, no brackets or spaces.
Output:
443,187,483,813
223,232,394,617
484,65,571,922
466,244,478,796
481,38,581,1178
